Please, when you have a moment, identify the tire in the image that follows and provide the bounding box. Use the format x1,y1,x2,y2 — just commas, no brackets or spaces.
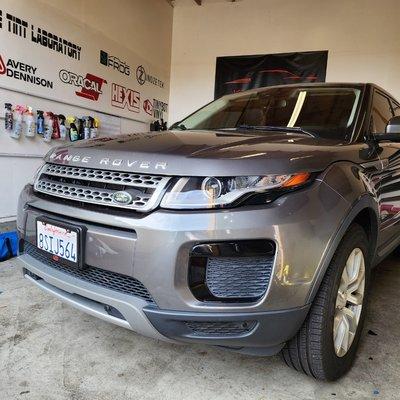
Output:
281,223,370,380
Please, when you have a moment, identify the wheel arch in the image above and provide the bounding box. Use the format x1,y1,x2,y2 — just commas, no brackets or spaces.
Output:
306,195,379,304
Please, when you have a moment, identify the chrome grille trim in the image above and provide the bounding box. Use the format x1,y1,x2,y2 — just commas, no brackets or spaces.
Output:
42,164,165,188
34,163,170,212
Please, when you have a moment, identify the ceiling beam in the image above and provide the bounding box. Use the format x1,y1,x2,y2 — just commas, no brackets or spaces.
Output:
194,0,202,5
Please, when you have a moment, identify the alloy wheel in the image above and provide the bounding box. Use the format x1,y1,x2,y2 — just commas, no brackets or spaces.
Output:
333,247,366,357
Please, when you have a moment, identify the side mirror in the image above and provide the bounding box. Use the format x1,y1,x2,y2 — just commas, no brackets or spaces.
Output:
371,116,400,143
386,116,400,134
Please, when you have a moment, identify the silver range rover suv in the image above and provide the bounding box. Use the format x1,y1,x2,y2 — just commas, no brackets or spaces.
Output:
18,83,400,380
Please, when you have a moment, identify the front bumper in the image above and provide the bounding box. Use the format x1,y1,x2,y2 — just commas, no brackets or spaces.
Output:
19,251,309,353
18,180,349,351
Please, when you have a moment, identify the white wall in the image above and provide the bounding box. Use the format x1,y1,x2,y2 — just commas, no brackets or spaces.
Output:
42,0,173,71
169,0,400,124
0,0,173,221
0,87,147,221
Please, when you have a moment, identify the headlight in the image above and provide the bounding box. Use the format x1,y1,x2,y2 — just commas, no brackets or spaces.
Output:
160,173,311,210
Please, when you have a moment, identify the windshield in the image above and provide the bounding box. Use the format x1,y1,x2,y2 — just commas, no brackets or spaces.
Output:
174,86,362,140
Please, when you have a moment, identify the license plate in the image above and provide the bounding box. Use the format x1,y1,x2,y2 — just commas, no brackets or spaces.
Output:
36,218,83,267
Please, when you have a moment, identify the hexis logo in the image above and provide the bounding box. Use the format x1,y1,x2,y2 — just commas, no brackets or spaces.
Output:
111,83,140,113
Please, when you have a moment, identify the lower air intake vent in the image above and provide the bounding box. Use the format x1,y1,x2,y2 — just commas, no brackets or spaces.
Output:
24,242,155,304
185,321,257,337
206,256,274,299
189,240,276,303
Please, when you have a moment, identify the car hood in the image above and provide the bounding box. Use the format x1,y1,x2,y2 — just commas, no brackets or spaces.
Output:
46,130,365,176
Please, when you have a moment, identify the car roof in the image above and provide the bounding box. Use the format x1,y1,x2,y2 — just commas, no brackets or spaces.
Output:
224,82,399,103
226,82,368,96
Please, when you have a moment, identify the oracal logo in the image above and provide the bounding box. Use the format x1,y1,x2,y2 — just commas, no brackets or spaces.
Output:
0,53,53,88
111,83,140,113
59,69,107,101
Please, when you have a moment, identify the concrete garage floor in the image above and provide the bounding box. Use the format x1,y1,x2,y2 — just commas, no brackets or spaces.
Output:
0,257,399,400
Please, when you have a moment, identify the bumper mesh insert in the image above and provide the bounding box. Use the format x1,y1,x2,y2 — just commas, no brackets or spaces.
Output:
184,320,257,336
24,242,155,304
206,256,274,299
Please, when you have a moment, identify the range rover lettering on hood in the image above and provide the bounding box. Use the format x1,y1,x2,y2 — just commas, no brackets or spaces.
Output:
49,152,168,170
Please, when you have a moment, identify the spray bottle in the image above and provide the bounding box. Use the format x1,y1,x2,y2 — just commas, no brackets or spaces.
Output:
11,105,25,139
25,107,36,137
77,117,84,140
4,103,13,133
67,116,79,142
58,115,67,140
43,112,54,142
90,117,99,138
52,114,61,139
36,110,45,135
83,116,91,140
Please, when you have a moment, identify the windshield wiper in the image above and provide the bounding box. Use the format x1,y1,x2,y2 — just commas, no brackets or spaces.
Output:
171,123,187,130
234,125,317,138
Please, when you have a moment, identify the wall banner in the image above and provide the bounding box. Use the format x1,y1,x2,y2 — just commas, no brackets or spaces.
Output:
0,2,169,123
214,51,328,99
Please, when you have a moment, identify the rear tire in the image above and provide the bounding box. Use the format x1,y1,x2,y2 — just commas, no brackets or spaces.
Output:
281,224,370,380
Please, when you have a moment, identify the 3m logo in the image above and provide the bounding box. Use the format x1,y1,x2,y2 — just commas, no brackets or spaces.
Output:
0,55,6,75
143,99,153,116
111,83,140,113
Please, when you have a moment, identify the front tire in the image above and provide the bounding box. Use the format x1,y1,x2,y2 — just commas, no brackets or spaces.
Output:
281,224,370,380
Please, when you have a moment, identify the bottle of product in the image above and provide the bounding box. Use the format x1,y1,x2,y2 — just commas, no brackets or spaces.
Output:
58,114,67,140
25,107,36,138
52,114,61,139
37,110,45,135
77,117,84,140
83,116,91,140
43,112,54,142
11,105,25,139
4,103,13,133
90,117,99,138
67,116,79,142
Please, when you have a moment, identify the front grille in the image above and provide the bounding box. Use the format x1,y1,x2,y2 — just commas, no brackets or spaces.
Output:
184,321,257,336
206,256,274,299
34,163,170,212
24,242,155,304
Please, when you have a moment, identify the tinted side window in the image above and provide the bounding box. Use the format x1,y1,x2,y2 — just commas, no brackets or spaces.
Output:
371,92,393,133
391,99,400,117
